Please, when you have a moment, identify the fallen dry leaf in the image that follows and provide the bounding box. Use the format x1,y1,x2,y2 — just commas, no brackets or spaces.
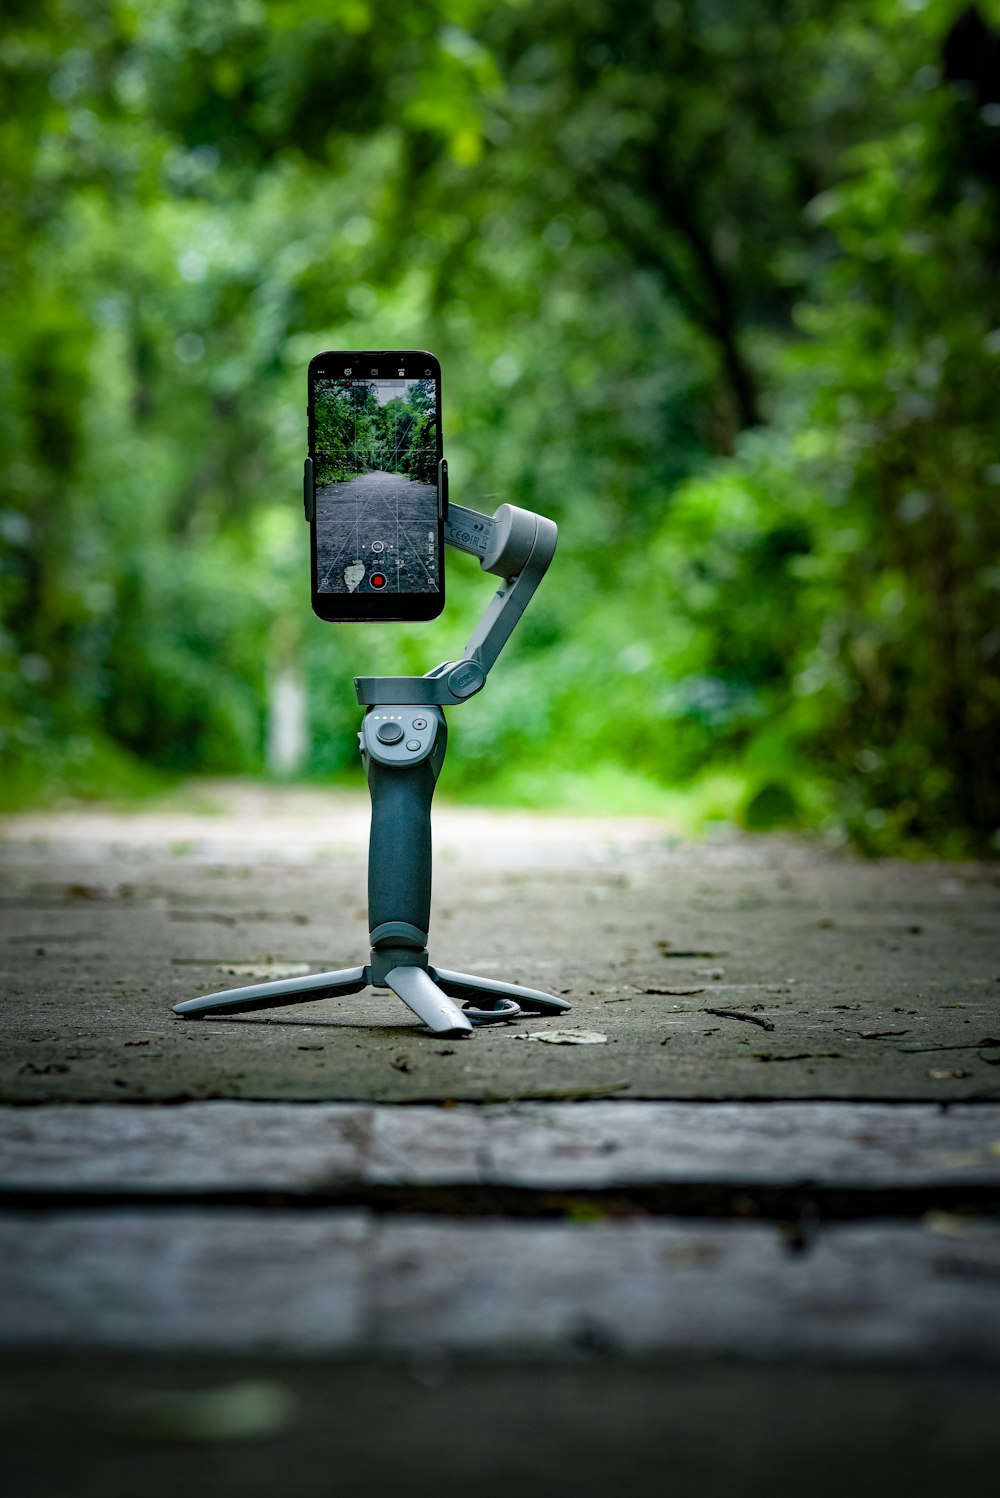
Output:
531,1029,608,1045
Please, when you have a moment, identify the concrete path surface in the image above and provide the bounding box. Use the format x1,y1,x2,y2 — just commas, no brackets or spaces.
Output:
2,783,998,1103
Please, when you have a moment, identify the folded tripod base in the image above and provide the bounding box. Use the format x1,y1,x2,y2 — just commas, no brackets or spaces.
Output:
172,962,571,1038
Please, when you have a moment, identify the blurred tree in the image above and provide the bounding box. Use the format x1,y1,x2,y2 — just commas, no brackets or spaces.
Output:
647,1,1000,851
0,0,996,852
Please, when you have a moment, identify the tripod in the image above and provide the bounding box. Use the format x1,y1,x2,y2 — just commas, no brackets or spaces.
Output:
172,479,571,1038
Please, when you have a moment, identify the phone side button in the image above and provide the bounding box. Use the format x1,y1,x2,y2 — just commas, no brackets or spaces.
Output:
303,457,314,523
438,457,448,521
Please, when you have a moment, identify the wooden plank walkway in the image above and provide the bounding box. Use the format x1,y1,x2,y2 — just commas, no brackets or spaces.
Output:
2,1208,998,1360
2,1100,999,1194
1,1101,999,1360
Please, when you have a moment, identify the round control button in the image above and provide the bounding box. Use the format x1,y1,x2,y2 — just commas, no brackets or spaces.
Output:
370,572,387,589
375,721,404,745
406,739,422,752
412,717,427,730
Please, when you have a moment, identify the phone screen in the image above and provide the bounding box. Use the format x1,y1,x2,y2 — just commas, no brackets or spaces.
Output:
309,351,444,621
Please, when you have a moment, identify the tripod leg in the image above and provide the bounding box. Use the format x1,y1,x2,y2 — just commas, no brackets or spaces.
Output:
431,968,572,1016
384,965,473,1036
173,967,368,1018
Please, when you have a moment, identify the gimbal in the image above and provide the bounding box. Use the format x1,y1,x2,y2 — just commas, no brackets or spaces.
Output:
172,468,571,1038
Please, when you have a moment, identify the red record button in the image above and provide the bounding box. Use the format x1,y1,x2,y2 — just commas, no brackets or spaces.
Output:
370,572,387,589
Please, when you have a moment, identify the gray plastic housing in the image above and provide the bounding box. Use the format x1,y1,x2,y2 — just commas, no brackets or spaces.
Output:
355,502,556,708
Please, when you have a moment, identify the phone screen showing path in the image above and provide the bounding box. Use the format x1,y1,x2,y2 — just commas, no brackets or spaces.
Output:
312,374,440,596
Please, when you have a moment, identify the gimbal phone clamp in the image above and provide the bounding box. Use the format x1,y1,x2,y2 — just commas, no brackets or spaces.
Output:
172,466,571,1038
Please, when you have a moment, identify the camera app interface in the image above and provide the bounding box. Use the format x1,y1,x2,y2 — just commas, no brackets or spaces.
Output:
313,372,439,595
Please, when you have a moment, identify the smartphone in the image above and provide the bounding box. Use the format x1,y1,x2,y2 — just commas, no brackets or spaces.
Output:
308,350,445,621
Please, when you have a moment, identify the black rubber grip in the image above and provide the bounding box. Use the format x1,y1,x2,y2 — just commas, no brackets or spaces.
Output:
366,757,436,941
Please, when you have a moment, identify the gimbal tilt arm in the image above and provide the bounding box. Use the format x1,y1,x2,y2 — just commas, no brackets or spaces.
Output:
354,499,557,707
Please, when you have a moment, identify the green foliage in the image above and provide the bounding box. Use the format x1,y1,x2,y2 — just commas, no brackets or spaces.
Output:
400,381,438,484
313,377,437,484
1,0,998,852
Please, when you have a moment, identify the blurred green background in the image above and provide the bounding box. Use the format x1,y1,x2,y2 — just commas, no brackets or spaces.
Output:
2,0,999,854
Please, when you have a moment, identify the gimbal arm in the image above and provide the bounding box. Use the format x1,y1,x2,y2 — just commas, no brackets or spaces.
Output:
354,501,557,708
448,502,558,678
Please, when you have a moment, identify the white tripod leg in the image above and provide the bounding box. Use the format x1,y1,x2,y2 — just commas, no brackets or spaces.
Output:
173,967,368,1018
385,965,474,1036
431,968,571,1015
